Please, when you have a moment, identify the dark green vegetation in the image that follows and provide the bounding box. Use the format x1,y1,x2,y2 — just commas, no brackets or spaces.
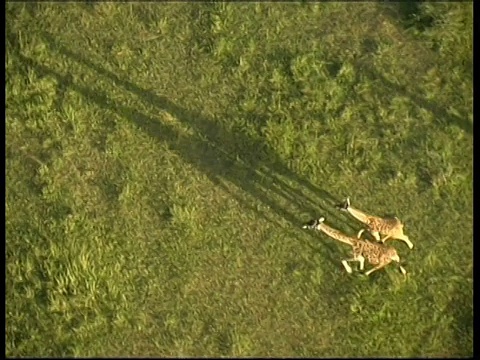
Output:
6,2,473,357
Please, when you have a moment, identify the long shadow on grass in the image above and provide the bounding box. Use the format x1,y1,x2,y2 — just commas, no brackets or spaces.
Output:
8,31,366,279
50,35,360,229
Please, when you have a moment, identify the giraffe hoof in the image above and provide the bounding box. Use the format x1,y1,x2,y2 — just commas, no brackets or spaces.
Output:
356,272,369,280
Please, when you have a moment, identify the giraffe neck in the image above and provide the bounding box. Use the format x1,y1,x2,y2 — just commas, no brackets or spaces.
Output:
347,206,372,224
318,223,354,246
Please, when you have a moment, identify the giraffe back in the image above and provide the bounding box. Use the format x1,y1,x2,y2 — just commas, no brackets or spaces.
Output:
353,240,384,265
366,215,403,234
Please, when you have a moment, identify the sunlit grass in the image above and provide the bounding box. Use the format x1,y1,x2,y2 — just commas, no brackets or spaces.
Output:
6,2,472,357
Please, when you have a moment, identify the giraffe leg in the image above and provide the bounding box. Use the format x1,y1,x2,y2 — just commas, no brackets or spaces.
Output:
380,234,391,243
357,229,366,239
371,231,380,241
357,255,365,271
399,237,414,249
341,256,364,273
365,262,388,276
341,260,353,273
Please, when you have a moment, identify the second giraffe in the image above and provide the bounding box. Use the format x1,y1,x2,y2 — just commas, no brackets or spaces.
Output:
303,217,401,276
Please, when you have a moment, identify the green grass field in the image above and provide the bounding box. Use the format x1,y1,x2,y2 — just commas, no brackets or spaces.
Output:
6,2,473,357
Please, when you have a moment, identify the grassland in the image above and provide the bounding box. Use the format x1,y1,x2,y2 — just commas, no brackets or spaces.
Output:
6,2,473,357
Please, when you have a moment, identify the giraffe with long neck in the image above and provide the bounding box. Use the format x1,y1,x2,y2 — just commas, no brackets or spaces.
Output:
336,197,414,249
302,217,401,276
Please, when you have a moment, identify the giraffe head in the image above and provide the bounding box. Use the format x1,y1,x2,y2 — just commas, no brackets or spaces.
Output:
302,217,325,230
335,197,351,211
